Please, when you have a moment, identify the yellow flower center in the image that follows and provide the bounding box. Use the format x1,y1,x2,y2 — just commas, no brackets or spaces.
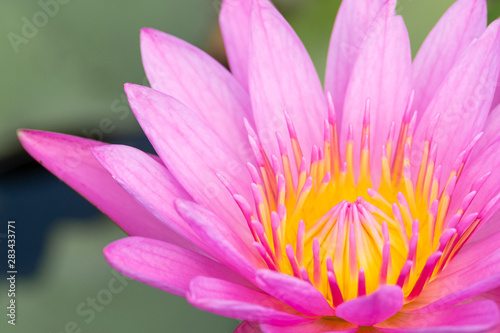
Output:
234,95,488,306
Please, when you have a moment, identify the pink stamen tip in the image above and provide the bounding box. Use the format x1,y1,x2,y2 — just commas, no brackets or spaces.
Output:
233,194,253,221
367,188,377,198
479,193,500,219
472,172,491,192
271,155,281,175
445,176,458,196
362,133,370,151
247,163,261,184
243,118,259,141
407,252,442,301
341,162,348,173
380,240,391,285
430,200,439,216
381,145,388,159
404,164,412,179
326,257,344,306
299,157,307,174
382,221,390,242
408,111,418,136
396,260,413,288
313,238,321,286
434,165,442,181
278,203,287,220
301,177,313,195
358,268,366,296
456,212,479,234
464,132,484,159
426,113,441,141
296,220,305,264
276,132,289,157
217,173,236,195
451,151,466,172
404,143,411,160
277,174,285,192
248,135,265,167
438,228,457,252
270,211,281,230
300,267,312,283
319,147,324,161
412,219,420,235
251,219,265,236
285,244,301,278
251,183,264,204
322,172,331,184
283,110,298,139
430,143,438,161
311,145,319,163
447,213,462,229
253,242,276,270
403,89,416,121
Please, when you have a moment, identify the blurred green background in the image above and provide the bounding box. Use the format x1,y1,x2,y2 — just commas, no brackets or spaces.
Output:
0,0,499,332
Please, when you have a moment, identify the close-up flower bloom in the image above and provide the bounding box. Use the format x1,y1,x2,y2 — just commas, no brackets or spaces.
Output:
17,0,500,331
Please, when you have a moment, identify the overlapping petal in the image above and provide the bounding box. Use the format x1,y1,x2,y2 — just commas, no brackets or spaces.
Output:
325,0,385,117
188,277,312,326
413,0,487,114
91,144,200,248
17,130,189,248
219,0,253,90
124,84,253,240
140,28,253,162
378,300,499,332
248,0,327,163
104,237,250,297
412,20,500,181
255,270,334,317
341,1,412,180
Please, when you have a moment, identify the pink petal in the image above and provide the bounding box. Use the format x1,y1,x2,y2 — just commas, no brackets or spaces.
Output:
234,321,262,333
469,103,500,157
140,28,253,162
335,285,404,326
248,0,327,163
219,0,253,90
413,0,487,114
124,84,253,240
188,276,312,326
341,2,412,182
492,76,500,110
412,20,500,182
448,134,500,233
17,130,188,248
260,319,358,333
255,269,334,317
378,300,499,332
403,236,500,312
104,237,249,297
325,0,385,117
175,199,264,282
91,144,203,249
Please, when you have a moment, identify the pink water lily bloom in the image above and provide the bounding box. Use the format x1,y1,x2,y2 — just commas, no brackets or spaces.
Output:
18,0,500,331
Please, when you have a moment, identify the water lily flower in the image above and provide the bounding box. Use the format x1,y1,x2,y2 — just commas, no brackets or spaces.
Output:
18,0,500,331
